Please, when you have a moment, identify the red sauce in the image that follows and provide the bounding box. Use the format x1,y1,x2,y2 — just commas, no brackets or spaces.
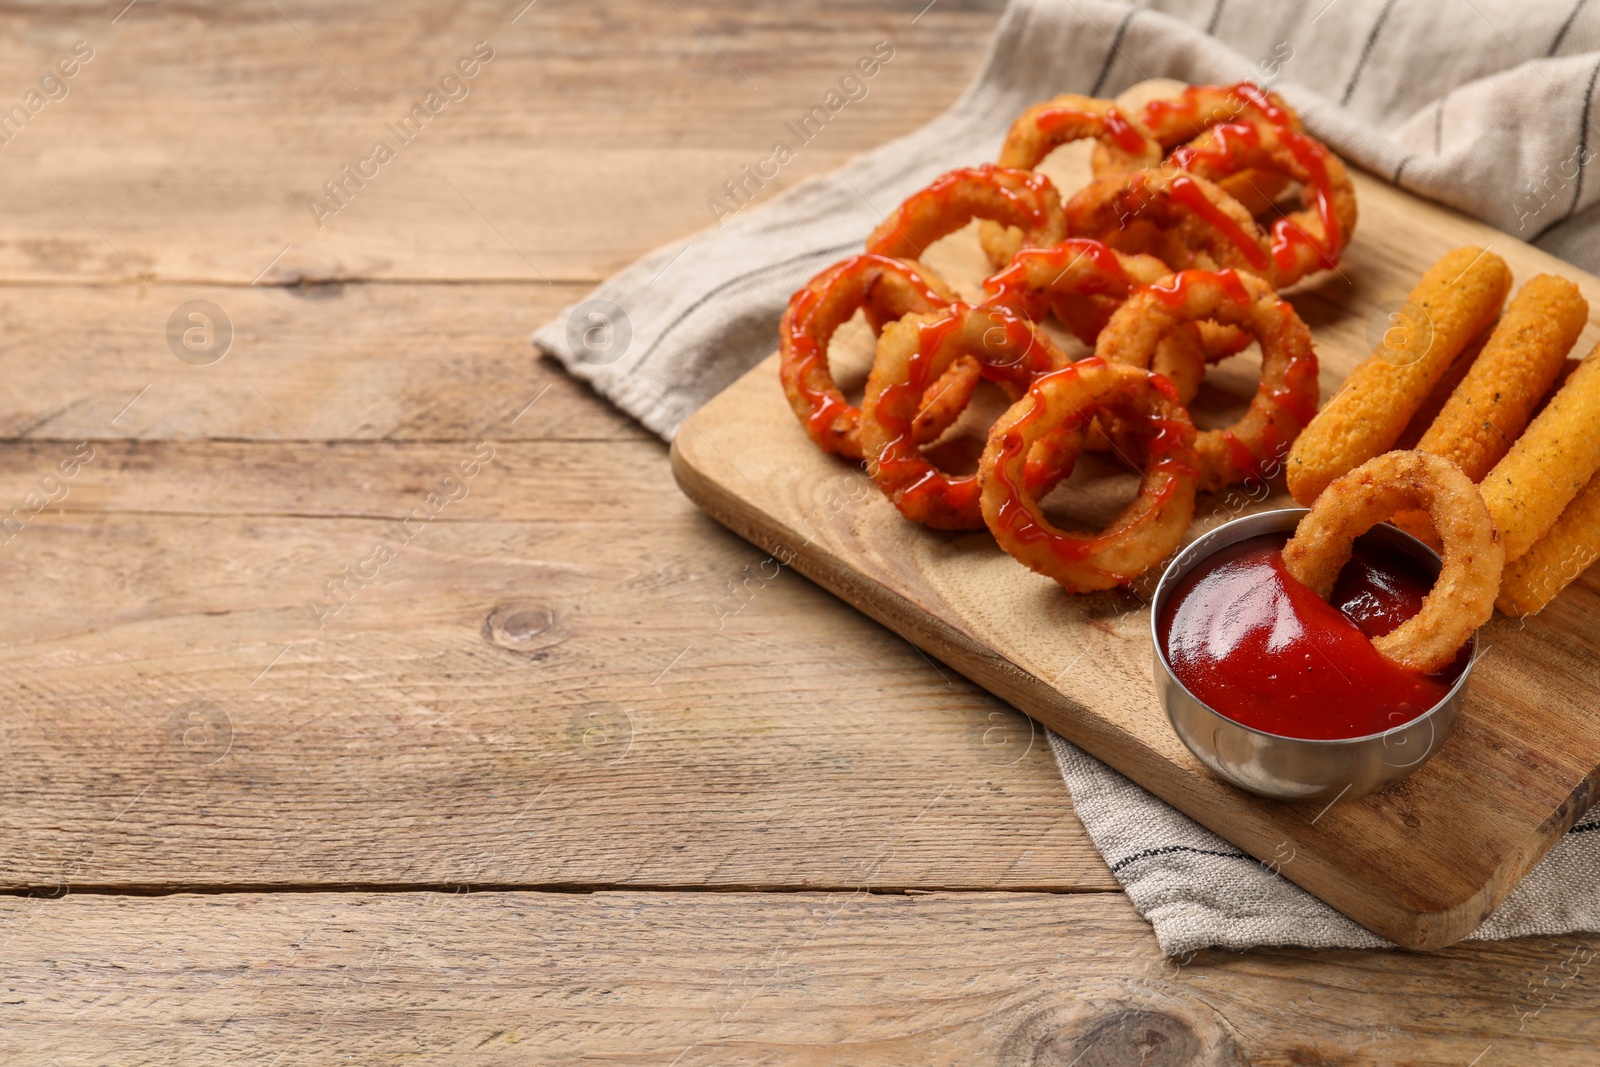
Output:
982,239,1134,318
873,302,1071,519
1230,82,1297,130
1142,88,1225,143
863,165,1055,258
1034,106,1093,137
1166,174,1272,271
928,165,1052,226
1102,106,1153,155
1032,105,1152,157
1158,532,1470,739
1143,83,1296,145
1220,430,1264,480
1157,98,1344,273
1167,119,1261,174
879,312,962,429
873,310,978,515
1269,129,1341,271
1147,268,1254,310
979,304,1054,380
1269,325,1322,427
783,283,852,437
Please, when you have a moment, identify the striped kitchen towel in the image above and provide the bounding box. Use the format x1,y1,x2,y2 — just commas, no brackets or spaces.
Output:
533,0,1600,952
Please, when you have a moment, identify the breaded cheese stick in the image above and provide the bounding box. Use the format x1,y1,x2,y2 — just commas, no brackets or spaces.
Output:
1481,348,1600,561
1497,471,1600,616
1393,327,1490,450
1393,274,1587,545
1286,247,1511,505
1418,274,1587,477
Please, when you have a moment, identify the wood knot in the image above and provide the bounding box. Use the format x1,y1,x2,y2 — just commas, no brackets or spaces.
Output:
998,996,1245,1067
485,602,566,654
285,278,346,299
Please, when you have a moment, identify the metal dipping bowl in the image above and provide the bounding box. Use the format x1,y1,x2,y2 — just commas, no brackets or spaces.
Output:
1150,508,1476,803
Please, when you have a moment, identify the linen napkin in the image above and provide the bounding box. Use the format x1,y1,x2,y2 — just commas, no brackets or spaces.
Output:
533,0,1600,952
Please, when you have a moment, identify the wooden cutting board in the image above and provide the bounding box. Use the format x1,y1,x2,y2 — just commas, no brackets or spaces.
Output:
669,83,1600,950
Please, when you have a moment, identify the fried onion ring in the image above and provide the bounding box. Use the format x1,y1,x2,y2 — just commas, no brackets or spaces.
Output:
866,164,1065,278
1096,82,1304,216
1064,169,1278,282
980,238,1241,405
861,303,1074,530
1002,95,1162,173
1281,451,1504,674
779,253,965,459
1167,119,1358,287
1095,269,1319,492
979,96,1161,267
979,358,1199,592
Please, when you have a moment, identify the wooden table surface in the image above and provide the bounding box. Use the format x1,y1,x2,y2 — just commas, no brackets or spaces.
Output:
1,1,1595,1062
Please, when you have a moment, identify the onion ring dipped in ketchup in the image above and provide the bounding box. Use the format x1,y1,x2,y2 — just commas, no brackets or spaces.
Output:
979,359,1200,592
1281,451,1503,674
1158,529,1472,741
1094,269,1319,494
1158,451,1501,740
978,96,1161,268
860,302,1077,530
780,253,970,459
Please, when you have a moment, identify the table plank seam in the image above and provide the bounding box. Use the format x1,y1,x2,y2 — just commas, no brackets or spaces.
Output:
1,883,1127,898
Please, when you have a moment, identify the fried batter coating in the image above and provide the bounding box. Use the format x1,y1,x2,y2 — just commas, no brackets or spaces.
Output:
1497,471,1600,616
979,96,1161,268
1093,82,1306,216
866,164,1065,276
1418,275,1587,478
1480,346,1600,561
779,254,960,458
861,304,1073,530
1393,274,1587,545
1285,247,1511,506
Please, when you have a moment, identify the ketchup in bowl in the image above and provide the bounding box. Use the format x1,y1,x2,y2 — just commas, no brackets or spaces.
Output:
1156,532,1471,740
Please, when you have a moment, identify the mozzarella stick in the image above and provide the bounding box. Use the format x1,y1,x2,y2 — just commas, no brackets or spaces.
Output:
1497,471,1600,616
1393,327,1489,450
1286,247,1511,505
1418,275,1587,476
1482,349,1600,561
1392,275,1587,546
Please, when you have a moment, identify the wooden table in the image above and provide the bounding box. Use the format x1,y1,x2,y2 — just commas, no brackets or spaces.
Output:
1,1,1594,1061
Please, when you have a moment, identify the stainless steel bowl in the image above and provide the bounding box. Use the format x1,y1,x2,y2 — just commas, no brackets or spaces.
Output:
1150,508,1475,803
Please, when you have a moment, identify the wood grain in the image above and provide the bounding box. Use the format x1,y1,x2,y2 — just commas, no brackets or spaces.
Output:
0,283,642,443
0,0,1004,284
672,160,1600,948
2,890,1596,1065
0,448,1103,891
